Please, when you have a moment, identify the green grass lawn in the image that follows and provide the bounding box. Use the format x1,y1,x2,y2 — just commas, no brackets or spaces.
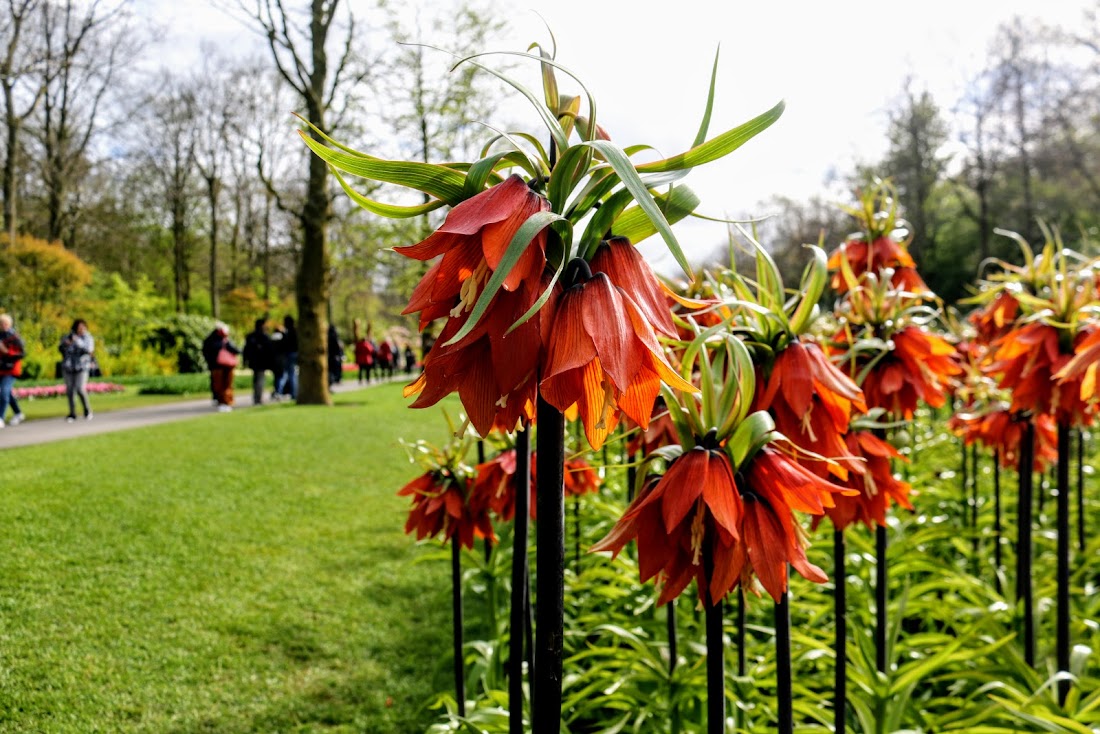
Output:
0,384,455,733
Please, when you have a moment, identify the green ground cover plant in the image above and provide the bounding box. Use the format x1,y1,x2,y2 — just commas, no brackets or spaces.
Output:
0,385,453,733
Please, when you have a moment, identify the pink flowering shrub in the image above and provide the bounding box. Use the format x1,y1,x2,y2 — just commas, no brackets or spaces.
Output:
13,382,125,400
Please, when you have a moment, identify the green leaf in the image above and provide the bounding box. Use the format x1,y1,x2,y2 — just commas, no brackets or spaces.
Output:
635,100,785,174
578,188,637,257
726,410,774,469
443,211,570,347
610,185,701,246
300,131,469,204
445,49,569,152
463,149,535,198
504,249,567,336
330,167,446,219
691,47,721,148
584,140,691,278
787,245,828,334
548,143,595,215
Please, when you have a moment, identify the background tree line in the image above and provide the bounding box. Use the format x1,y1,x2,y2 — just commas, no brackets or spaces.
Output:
743,4,1100,304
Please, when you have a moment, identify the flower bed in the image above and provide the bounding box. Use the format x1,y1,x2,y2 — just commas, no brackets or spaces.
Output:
13,382,126,400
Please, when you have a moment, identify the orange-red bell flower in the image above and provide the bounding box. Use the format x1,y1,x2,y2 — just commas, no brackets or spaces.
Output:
949,408,1059,472
540,267,695,450
860,326,961,419
828,236,928,295
753,340,867,480
1055,325,1100,409
820,431,913,531
398,175,551,435
470,449,601,523
397,174,549,321
969,291,1020,344
398,470,495,550
589,237,677,339
592,443,855,605
403,282,543,435
987,322,1094,426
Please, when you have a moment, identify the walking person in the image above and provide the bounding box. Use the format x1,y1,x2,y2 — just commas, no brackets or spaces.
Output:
202,322,240,412
243,318,273,405
59,319,95,423
268,324,285,401
404,344,415,375
0,313,26,428
327,323,344,387
354,332,374,384
379,339,394,380
276,315,298,400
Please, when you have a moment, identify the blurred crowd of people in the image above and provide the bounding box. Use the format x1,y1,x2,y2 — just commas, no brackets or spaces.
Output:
202,316,423,411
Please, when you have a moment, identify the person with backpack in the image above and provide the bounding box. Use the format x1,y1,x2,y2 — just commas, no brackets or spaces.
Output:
0,313,26,428
59,318,95,422
243,318,274,405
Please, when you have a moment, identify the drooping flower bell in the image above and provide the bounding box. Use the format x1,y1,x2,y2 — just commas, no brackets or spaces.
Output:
752,339,866,480
819,430,913,531
987,322,1095,427
398,175,550,435
969,290,1020,344
1055,325,1100,412
948,406,1058,472
470,448,601,523
854,326,961,420
398,469,495,551
540,256,695,450
592,432,856,605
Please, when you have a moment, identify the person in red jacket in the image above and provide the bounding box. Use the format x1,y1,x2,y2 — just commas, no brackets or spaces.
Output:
0,313,26,428
378,339,394,379
354,335,375,384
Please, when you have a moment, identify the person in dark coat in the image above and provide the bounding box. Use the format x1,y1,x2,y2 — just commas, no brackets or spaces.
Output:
275,315,298,399
201,322,241,411
243,318,274,405
327,323,344,386
59,318,95,422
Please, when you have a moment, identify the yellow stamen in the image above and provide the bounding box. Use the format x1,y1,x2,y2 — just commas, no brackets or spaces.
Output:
452,261,491,318
690,501,706,566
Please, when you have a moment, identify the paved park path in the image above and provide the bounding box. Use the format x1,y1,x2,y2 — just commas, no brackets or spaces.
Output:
0,379,388,451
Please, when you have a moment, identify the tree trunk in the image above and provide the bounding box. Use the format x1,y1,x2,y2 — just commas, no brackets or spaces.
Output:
297,109,330,404
206,174,219,318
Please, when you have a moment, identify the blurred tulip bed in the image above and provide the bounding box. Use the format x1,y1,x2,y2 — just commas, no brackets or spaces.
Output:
301,38,1100,734
12,382,125,400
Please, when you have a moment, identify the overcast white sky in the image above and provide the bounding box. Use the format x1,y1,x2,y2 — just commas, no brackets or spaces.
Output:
143,0,1094,268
